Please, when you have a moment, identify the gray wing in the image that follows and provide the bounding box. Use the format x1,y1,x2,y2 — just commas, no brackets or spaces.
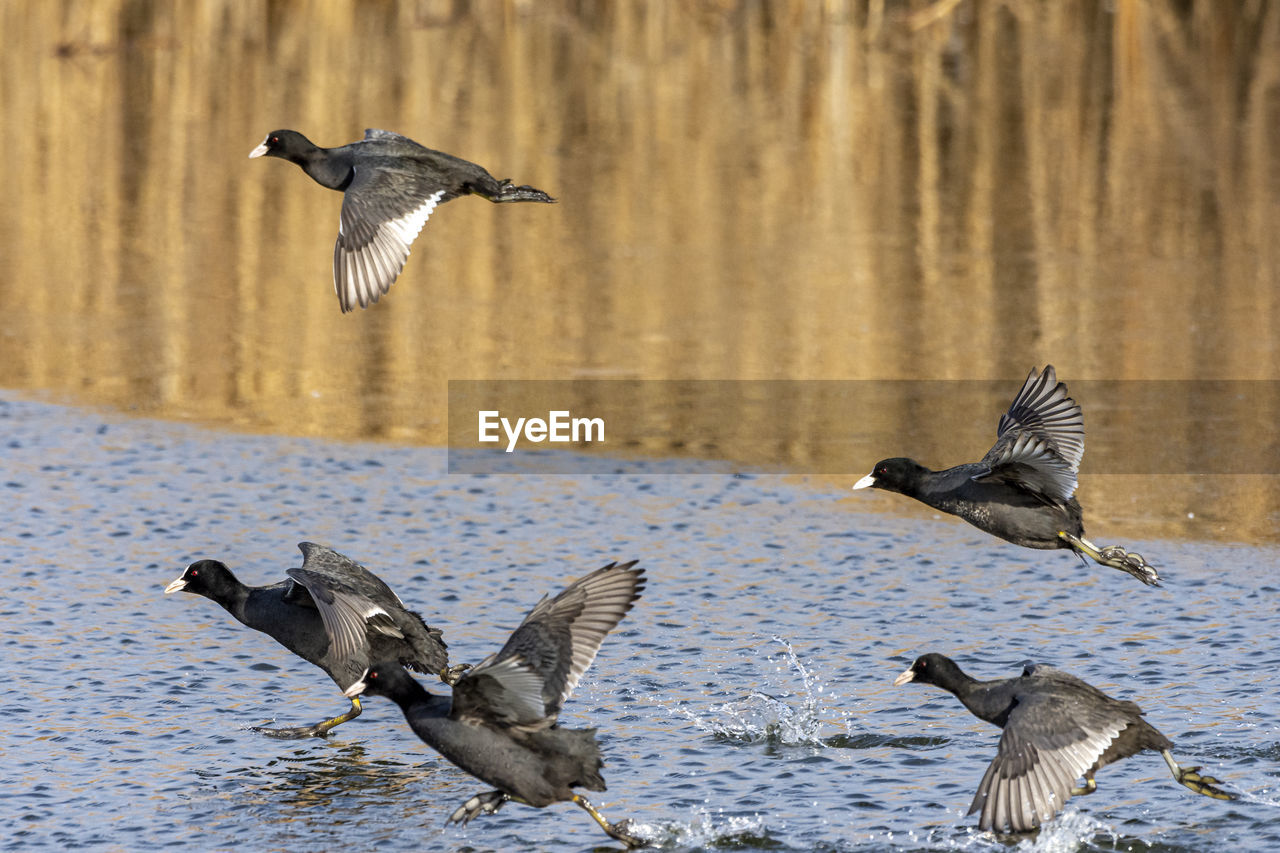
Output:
363,128,413,142
1021,662,1091,685
293,542,448,676
297,542,404,605
969,688,1125,833
285,567,406,688
333,166,445,312
450,561,644,729
973,365,1084,502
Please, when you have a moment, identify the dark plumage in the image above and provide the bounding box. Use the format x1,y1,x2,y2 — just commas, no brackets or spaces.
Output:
894,653,1233,833
346,561,646,848
852,365,1160,585
249,128,555,312
165,542,462,738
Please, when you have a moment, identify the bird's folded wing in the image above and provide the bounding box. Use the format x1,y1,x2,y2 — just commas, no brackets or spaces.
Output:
285,567,402,685
296,541,405,606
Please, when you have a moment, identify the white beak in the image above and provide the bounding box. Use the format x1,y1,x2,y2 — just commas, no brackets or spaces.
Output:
893,666,916,686
343,673,369,698
852,473,877,490
248,139,269,159
163,577,187,594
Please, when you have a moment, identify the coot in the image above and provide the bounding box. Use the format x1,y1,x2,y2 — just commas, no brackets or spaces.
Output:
165,542,463,738
894,653,1233,833
346,560,646,847
250,128,555,312
853,365,1160,585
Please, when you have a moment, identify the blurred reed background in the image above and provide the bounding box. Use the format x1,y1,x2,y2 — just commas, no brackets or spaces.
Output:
0,0,1276,540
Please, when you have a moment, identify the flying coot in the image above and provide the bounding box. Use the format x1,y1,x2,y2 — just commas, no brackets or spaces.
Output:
165,542,466,738
852,365,1160,585
346,560,646,848
249,128,555,312
894,653,1233,833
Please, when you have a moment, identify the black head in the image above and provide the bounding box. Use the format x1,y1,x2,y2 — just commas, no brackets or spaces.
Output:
164,559,240,601
852,457,929,496
343,661,421,701
893,652,968,689
248,129,316,162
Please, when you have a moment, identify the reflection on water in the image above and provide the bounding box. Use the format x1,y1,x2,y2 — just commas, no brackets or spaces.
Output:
1,0,1277,538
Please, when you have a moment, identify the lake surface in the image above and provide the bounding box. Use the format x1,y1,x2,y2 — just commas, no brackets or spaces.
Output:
3,395,1276,851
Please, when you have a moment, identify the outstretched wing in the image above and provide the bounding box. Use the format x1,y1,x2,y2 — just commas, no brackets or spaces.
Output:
973,365,1084,503
333,165,445,312
969,686,1124,833
450,561,645,729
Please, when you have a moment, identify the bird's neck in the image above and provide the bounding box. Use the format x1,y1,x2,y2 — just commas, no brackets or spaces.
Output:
389,684,452,724
216,582,254,625
387,677,445,710
951,679,1011,727
298,150,352,191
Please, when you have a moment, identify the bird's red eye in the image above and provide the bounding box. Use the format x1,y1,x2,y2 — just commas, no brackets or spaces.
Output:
190,569,198,577
270,136,279,143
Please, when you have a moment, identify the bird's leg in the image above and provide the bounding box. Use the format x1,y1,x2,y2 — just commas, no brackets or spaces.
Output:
571,794,646,848
439,663,472,686
251,696,361,739
486,179,556,204
1058,531,1161,587
1162,749,1234,800
1070,770,1098,797
447,790,510,826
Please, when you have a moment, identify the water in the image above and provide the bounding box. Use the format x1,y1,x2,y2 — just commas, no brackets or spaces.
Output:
3,395,1275,851
2,5,1277,847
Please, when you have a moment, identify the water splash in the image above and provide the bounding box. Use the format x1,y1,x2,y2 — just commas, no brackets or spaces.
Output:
1014,808,1114,852
672,636,854,748
622,806,774,849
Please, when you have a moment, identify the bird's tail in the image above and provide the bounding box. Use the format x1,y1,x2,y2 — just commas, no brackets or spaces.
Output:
534,727,606,790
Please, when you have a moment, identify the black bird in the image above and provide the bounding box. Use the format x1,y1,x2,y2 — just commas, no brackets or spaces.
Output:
249,128,555,312
165,542,464,738
852,365,1160,585
894,653,1233,833
346,561,646,848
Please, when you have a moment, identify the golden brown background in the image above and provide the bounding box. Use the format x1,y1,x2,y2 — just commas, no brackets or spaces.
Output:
1,1,1277,540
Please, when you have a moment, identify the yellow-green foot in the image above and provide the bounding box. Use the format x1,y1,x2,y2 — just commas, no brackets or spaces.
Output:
1059,532,1161,586
1069,776,1097,797
573,794,647,848
251,696,361,738
1176,765,1234,800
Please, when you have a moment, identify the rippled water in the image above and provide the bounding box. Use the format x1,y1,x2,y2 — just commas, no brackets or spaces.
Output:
3,395,1276,851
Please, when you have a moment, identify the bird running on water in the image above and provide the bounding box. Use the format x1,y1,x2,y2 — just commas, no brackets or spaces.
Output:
894,653,1233,833
346,560,648,848
165,542,465,738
